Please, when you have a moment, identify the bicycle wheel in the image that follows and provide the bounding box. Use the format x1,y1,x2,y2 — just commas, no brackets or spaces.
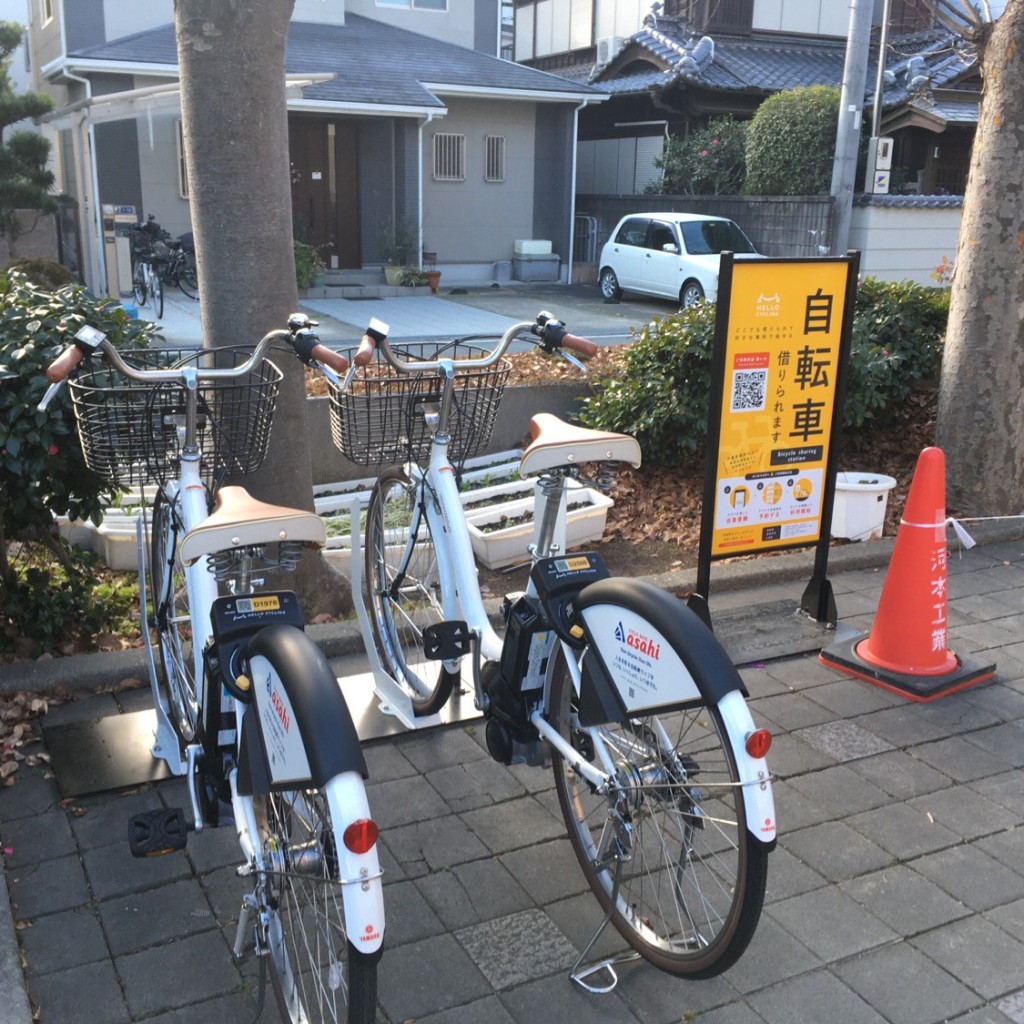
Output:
149,489,198,743
549,653,769,978
363,467,458,716
178,252,199,298
131,259,147,307
256,788,378,1024
151,265,164,318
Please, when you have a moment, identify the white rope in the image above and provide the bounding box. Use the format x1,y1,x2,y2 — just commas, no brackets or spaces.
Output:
895,512,1024,551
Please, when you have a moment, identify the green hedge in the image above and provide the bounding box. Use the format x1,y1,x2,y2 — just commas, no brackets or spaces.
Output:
579,277,948,467
0,272,156,654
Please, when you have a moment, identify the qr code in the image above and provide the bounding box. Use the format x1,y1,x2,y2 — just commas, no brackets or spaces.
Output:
730,369,767,413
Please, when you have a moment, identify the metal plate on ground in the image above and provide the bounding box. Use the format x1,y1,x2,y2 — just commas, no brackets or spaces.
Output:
41,710,173,798
710,599,858,667
337,665,482,743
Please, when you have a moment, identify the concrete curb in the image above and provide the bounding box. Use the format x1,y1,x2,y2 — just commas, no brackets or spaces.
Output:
6,517,1022,699
0,869,32,1024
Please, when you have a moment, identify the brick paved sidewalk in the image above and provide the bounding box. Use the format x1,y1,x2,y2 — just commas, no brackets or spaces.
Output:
3,538,1024,1022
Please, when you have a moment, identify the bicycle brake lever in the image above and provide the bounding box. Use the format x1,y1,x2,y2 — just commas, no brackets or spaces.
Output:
558,350,587,373
37,379,66,411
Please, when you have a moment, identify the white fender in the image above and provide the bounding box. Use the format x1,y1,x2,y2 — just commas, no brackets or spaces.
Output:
717,690,776,844
325,772,385,954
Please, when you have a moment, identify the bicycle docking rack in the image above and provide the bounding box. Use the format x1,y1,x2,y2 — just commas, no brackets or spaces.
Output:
346,497,451,732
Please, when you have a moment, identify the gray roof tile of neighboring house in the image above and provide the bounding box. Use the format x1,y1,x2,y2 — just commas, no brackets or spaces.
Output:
854,193,964,207
70,16,603,108
588,17,977,113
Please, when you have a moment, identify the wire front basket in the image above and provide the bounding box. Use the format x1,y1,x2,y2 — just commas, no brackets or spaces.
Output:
327,341,510,467
68,347,282,487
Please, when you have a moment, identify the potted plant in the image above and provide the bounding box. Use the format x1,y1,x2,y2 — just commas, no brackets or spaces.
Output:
397,267,428,287
294,240,325,290
379,220,416,285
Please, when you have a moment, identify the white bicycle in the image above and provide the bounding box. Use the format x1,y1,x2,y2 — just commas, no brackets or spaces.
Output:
307,311,777,988
42,318,384,1024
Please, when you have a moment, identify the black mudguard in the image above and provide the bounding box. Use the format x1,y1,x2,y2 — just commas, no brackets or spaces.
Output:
237,623,367,795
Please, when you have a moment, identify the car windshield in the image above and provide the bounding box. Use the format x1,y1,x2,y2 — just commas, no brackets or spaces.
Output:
680,220,756,256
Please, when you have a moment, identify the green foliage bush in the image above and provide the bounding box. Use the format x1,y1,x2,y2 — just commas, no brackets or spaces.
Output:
3,257,74,290
578,302,718,465
744,85,840,195
844,277,949,427
579,277,948,466
649,116,747,196
1,548,137,658
0,271,156,653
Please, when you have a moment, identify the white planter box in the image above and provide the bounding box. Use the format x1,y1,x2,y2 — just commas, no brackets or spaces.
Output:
832,472,897,542
466,487,613,570
57,509,147,571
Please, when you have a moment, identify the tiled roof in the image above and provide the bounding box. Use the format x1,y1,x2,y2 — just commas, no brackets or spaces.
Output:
69,17,602,108
854,193,964,207
589,16,978,113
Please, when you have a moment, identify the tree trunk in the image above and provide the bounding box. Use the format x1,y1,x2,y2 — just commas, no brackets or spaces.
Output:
174,0,350,616
935,0,1024,516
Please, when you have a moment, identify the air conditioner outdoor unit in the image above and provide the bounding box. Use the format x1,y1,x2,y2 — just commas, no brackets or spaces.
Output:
596,36,623,64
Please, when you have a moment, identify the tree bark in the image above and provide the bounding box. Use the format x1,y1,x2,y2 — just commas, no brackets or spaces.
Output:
174,0,350,615
935,0,1024,516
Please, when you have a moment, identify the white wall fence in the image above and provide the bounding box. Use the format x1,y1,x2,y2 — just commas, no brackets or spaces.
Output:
577,193,964,287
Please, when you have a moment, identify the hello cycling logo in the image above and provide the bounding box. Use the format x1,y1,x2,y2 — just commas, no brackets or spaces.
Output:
614,621,661,659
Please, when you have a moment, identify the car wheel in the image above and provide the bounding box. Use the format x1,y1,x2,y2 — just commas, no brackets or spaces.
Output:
680,280,705,308
599,267,622,300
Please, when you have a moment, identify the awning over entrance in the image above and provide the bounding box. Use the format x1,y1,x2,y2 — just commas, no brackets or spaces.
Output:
41,73,337,129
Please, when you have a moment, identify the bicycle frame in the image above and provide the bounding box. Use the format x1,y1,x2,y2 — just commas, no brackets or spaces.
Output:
139,452,215,780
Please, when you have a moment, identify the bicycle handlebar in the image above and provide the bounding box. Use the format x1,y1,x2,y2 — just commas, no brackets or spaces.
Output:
41,312,366,392
357,311,597,374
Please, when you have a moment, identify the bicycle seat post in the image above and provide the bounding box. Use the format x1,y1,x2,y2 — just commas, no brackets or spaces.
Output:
531,472,567,559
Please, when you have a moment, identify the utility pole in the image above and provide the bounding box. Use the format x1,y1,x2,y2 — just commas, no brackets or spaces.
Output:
830,0,874,255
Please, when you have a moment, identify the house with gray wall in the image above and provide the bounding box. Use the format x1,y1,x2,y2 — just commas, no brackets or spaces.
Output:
26,0,604,294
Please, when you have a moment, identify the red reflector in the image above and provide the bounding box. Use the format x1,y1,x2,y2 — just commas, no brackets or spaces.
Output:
745,729,772,759
343,819,379,854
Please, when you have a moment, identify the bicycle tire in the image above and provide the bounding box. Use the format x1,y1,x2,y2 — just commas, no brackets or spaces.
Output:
131,259,147,307
149,489,199,743
363,467,458,716
178,252,199,298
549,649,769,978
257,788,378,1024
151,266,164,318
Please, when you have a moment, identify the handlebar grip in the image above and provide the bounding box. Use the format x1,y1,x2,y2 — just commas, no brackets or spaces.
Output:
352,334,377,367
353,318,390,367
310,344,348,373
561,332,598,359
46,345,86,383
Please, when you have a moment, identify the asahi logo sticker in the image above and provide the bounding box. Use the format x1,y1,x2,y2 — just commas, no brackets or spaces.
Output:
583,605,702,711
614,621,661,659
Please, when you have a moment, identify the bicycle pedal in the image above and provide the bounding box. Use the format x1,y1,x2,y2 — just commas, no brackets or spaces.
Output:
423,620,472,660
127,807,190,858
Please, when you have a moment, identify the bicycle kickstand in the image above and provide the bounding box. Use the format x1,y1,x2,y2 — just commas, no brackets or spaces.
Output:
568,854,641,994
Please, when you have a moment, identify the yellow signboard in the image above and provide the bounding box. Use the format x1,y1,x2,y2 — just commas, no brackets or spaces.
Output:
710,258,852,558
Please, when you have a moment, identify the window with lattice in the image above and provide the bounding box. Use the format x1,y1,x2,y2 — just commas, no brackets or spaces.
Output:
433,133,465,181
485,136,505,182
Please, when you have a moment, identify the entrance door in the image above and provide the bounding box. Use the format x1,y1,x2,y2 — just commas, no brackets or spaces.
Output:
288,117,361,269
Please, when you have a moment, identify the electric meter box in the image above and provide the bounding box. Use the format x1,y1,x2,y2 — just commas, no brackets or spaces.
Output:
102,204,136,298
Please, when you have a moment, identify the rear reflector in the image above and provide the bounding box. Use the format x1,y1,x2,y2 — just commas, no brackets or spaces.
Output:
745,729,772,759
343,819,379,854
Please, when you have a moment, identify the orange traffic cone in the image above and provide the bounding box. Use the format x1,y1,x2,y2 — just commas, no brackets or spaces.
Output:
820,447,995,701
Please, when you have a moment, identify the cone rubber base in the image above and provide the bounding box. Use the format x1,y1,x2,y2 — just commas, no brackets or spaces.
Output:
820,634,995,703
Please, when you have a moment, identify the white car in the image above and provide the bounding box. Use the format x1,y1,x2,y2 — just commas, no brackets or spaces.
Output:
598,212,759,307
